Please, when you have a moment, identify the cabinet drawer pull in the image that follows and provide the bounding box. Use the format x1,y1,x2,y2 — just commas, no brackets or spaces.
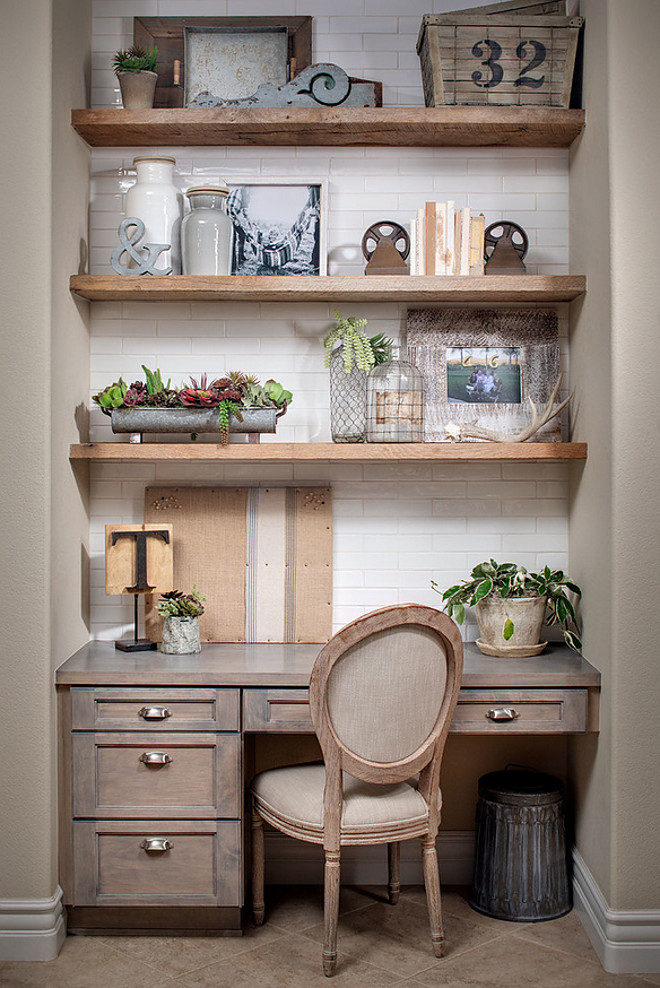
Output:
486,707,520,721
138,705,172,721
139,751,173,766
140,838,173,853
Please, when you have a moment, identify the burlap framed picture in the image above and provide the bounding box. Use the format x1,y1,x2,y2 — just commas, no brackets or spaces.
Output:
406,308,561,442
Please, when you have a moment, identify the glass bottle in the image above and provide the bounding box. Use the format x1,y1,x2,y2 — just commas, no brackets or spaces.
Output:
125,155,182,273
181,185,234,276
366,355,424,442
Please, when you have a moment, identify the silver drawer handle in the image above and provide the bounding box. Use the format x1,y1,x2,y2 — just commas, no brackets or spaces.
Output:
138,705,172,721
486,707,520,721
139,751,173,766
140,838,173,853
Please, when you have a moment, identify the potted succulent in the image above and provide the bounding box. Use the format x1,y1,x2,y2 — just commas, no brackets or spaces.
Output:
156,586,206,654
433,559,582,656
113,44,158,109
93,366,292,443
323,310,392,443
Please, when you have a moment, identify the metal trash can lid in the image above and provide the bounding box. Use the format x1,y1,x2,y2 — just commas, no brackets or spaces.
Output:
478,769,564,806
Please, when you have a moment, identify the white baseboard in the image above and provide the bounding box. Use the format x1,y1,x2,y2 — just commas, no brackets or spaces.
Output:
573,850,660,974
264,830,474,886
0,886,66,962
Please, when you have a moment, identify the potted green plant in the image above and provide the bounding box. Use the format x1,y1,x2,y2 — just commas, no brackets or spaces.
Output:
432,559,582,656
92,366,292,444
156,586,206,654
113,45,158,109
323,310,392,442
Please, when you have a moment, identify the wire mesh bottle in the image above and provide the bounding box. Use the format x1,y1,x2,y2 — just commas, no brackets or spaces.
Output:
365,355,424,442
329,349,367,442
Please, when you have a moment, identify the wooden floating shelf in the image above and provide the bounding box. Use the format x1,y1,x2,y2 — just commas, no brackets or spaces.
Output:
70,274,586,304
70,442,587,462
71,107,585,149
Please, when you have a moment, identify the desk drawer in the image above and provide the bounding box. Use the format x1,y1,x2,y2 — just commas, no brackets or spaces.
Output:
72,733,241,818
71,688,239,732
243,687,588,734
72,820,241,907
452,689,588,734
243,689,314,733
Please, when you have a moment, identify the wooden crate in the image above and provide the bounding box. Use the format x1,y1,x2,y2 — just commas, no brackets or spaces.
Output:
417,11,583,108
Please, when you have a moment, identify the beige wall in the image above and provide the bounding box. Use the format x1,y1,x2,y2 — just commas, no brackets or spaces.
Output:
569,0,660,909
0,0,90,900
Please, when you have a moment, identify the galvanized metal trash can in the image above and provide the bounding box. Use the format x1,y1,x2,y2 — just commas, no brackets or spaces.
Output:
469,769,571,922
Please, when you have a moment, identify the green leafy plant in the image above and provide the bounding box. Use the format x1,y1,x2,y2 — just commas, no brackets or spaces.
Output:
432,559,582,652
113,45,158,74
156,586,206,619
323,311,393,373
92,379,128,410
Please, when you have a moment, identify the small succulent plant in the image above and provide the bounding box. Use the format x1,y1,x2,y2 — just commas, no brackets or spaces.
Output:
323,311,393,373
156,586,206,619
113,45,158,75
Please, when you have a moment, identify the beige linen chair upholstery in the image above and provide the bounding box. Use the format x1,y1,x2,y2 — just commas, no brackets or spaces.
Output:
250,603,463,976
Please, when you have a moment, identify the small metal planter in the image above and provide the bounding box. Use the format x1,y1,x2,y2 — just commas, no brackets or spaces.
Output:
109,406,284,442
159,615,201,654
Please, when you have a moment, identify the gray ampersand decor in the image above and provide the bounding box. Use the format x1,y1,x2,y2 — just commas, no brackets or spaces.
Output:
111,217,172,276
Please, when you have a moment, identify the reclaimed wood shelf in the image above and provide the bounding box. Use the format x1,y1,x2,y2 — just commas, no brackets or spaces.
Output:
71,107,585,149
70,274,586,303
70,442,587,462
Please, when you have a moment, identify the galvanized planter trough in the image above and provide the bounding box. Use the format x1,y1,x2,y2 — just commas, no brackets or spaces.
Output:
110,406,284,441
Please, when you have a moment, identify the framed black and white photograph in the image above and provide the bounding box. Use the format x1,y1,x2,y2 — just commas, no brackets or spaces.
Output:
226,179,327,276
407,309,562,442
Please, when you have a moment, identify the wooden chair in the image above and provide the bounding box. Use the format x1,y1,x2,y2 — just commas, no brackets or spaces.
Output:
249,603,463,976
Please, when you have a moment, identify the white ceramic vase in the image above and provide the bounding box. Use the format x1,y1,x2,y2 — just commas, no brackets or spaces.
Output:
159,615,201,654
125,155,182,274
181,185,234,275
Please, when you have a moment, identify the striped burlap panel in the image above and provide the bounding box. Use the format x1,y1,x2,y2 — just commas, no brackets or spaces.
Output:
144,486,332,643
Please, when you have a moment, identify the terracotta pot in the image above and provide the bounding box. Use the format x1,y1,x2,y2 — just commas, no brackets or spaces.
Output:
475,595,548,657
159,615,201,654
117,70,158,109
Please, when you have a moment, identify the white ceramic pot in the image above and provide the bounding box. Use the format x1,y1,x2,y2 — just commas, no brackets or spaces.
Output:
475,595,548,657
117,70,157,109
125,155,183,273
159,615,201,654
182,185,234,275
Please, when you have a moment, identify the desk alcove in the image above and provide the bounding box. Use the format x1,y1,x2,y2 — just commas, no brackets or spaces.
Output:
56,641,599,935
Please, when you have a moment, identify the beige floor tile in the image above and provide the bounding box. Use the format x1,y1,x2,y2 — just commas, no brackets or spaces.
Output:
401,884,515,933
513,908,603,964
299,895,508,977
172,931,406,987
0,936,177,988
100,922,285,977
414,933,645,988
262,884,390,932
638,977,660,986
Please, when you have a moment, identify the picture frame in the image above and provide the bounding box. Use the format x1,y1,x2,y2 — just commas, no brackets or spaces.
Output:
134,16,312,108
406,308,562,442
224,178,328,276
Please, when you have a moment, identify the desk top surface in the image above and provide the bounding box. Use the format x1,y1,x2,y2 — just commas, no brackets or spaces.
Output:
55,641,601,688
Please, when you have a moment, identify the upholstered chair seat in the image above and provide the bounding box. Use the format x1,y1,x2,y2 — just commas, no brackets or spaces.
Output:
252,763,442,841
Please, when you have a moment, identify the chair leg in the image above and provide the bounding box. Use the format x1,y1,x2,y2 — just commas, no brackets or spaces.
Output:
251,809,265,925
421,834,444,958
323,849,341,977
387,842,401,905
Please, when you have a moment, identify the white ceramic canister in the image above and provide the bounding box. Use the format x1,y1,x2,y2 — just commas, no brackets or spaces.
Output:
125,155,183,273
181,184,234,276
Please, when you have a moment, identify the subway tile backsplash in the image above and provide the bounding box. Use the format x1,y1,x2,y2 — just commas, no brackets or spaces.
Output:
87,0,571,642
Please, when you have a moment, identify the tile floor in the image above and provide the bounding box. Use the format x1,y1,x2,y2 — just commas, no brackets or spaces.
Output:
1,886,658,988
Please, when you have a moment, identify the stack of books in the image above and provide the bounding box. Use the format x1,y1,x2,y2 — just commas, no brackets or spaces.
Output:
409,202,485,276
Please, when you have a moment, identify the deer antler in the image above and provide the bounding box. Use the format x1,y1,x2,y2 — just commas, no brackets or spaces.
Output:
445,375,572,443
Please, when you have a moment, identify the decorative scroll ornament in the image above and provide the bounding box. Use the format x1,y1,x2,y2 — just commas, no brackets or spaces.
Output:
188,63,379,109
445,375,572,443
111,217,172,276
